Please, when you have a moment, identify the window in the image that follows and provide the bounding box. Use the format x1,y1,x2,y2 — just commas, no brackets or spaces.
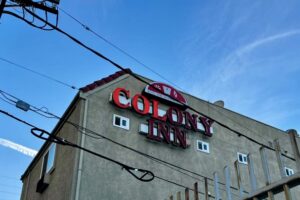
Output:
237,152,247,164
41,143,56,177
196,140,209,153
113,114,130,130
285,167,294,176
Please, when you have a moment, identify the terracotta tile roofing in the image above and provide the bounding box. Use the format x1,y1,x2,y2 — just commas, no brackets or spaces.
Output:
80,68,132,93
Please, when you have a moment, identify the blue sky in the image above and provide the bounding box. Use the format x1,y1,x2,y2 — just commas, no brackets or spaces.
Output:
1,0,300,199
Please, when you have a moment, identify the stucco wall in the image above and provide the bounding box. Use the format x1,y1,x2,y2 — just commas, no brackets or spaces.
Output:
21,74,299,200
76,75,299,200
20,98,84,200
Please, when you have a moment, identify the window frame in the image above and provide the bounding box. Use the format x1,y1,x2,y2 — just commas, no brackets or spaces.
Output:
40,143,56,178
196,140,210,153
237,152,248,164
285,167,294,176
113,114,130,130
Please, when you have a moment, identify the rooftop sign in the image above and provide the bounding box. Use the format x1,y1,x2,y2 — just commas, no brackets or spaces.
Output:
144,82,188,107
111,84,213,149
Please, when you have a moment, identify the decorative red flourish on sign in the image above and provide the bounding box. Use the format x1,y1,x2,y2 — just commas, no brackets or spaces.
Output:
144,82,188,106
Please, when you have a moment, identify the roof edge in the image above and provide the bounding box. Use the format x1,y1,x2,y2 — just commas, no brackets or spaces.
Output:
80,68,132,93
21,92,82,180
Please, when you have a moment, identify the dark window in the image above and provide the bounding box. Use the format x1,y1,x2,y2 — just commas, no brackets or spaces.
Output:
197,140,209,153
239,154,243,162
115,116,121,126
122,119,127,127
113,114,130,130
237,153,247,164
285,167,294,176
198,142,202,150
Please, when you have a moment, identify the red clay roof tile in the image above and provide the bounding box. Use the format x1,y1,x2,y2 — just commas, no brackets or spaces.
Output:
80,69,132,93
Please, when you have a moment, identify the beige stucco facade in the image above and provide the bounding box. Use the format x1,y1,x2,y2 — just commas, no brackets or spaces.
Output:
20,72,300,200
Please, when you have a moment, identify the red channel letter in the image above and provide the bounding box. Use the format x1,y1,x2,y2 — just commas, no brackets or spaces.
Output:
199,117,214,137
151,99,167,122
112,87,130,109
131,94,150,115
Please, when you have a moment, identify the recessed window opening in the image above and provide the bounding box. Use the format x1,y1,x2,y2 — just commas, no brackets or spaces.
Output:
285,167,294,176
113,114,130,130
237,152,248,164
196,140,209,153
41,143,56,177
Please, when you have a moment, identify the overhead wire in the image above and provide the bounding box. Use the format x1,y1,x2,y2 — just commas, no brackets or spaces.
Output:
207,103,281,146
0,57,78,90
206,103,297,158
13,6,295,162
31,127,154,182
3,4,296,187
0,95,16,106
0,57,284,187
2,5,296,194
57,7,185,92
0,109,154,182
0,89,245,197
0,109,214,197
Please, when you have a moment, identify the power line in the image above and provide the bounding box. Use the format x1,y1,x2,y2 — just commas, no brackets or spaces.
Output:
0,109,214,197
58,7,185,92
1,6,296,192
1,0,295,161
0,57,78,90
10,6,294,162
0,89,244,196
2,6,295,190
0,109,154,182
207,103,281,146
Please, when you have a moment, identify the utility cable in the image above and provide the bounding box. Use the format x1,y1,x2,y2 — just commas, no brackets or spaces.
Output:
0,109,214,196
58,7,185,92
8,7,295,162
30,127,154,182
0,109,154,182
0,89,238,197
0,57,78,90
2,8,295,192
0,89,243,195
207,103,281,146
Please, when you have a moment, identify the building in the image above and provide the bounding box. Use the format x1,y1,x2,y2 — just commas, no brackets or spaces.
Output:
20,69,299,200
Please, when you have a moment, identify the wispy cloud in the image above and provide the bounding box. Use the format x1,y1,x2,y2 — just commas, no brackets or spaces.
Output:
217,29,300,82
236,29,300,56
192,29,300,94
182,29,300,129
0,138,37,157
